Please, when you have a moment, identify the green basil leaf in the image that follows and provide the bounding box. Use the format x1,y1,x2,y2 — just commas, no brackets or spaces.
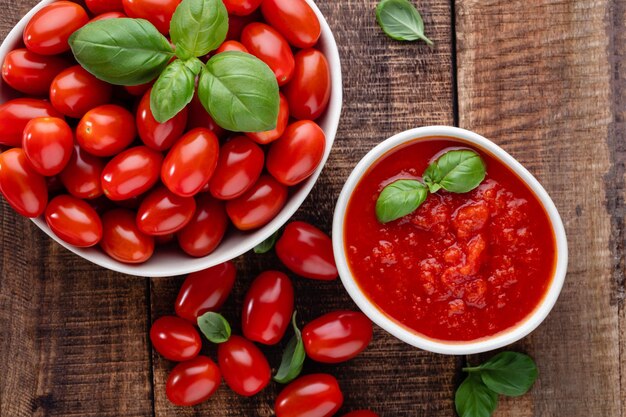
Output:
376,0,433,45
69,18,174,86
184,57,204,75
423,149,486,193
376,179,428,223
198,51,280,132
473,352,538,397
254,230,281,254
197,312,231,344
170,0,228,58
455,374,499,417
273,312,306,384
150,60,196,123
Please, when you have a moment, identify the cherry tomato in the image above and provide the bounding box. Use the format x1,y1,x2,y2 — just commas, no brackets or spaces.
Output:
275,374,343,417
162,128,219,197
223,0,262,16
101,146,163,201
0,98,62,147
137,186,196,235
241,23,294,86
226,13,259,40
341,412,379,417
0,148,47,217
150,316,202,362
186,93,226,138
22,117,73,177
137,89,188,151
302,311,373,363
275,221,338,280
175,261,236,322
2,49,69,96
245,92,288,144
242,271,294,345
101,209,155,264
77,105,136,157
89,11,127,22
267,120,325,186
284,49,331,120
166,356,221,406
209,136,264,200
225,175,287,231
86,0,124,14
23,1,89,56
177,194,228,257
261,0,321,48
45,195,103,247
215,40,249,54
124,81,152,97
50,65,113,118
217,335,271,396
59,146,105,199
122,0,181,35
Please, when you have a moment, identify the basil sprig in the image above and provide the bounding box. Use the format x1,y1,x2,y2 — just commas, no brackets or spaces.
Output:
376,180,428,223
197,312,231,344
376,0,433,45
273,312,306,384
456,352,538,417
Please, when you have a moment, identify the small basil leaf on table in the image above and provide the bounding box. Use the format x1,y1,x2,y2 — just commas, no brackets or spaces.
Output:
375,0,433,45
423,149,486,193
197,312,231,343
468,352,538,397
170,0,228,58
376,179,428,223
273,312,306,384
69,18,175,86
150,59,197,123
198,51,280,132
455,373,499,417
254,230,281,254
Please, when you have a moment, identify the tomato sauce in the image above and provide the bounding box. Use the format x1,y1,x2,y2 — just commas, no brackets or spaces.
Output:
344,138,557,342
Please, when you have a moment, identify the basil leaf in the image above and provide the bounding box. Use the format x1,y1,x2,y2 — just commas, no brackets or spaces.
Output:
472,352,538,397
376,179,428,223
455,374,498,417
198,51,280,132
423,149,486,193
69,18,174,86
376,0,433,45
254,230,281,254
150,60,196,123
170,0,228,58
184,57,204,75
273,312,306,384
197,312,231,344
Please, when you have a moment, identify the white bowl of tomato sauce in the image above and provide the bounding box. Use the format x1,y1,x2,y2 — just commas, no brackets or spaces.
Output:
333,126,568,354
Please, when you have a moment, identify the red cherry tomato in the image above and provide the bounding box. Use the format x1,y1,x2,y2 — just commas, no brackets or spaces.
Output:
186,93,226,138
50,65,113,118
217,335,271,396
101,146,163,201
22,117,73,177
86,0,124,14
137,186,196,235
177,194,228,257
101,209,155,264
89,11,127,22
241,23,294,86
150,316,202,362
341,412,379,417
122,0,181,35
209,136,264,200
215,40,249,54
267,120,325,186
245,92,288,144
223,0,262,16
242,271,294,345
275,374,343,417
45,195,103,247
137,89,188,151
261,0,321,48
225,175,287,231
23,1,89,55
59,146,105,199
0,98,62,147
284,49,331,120
0,148,47,217
175,261,236,322
166,356,221,406
275,221,338,280
162,128,219,197
77,105,136,157
124,81,152,97
302,311,373,363
2,49,69,96
226,13,259,40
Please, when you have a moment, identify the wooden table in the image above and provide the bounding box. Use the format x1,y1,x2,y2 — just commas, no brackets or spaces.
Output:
1,0,624,416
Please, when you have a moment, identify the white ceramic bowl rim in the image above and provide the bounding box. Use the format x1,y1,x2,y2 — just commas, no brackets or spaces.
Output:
332,126,568,355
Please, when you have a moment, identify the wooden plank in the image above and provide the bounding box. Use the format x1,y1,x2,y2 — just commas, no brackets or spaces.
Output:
455,0,623,416
151,0,460,416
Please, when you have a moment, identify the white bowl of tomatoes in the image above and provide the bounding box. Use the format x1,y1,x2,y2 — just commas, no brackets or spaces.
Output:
0,0,342,277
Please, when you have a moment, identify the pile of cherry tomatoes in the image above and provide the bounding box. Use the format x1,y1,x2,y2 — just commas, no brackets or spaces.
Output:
0,0,331,264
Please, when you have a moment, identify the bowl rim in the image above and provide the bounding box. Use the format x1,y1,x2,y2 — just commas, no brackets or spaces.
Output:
332,126,568,355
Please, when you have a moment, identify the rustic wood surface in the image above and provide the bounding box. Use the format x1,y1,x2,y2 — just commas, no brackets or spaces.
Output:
0,0,624,416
